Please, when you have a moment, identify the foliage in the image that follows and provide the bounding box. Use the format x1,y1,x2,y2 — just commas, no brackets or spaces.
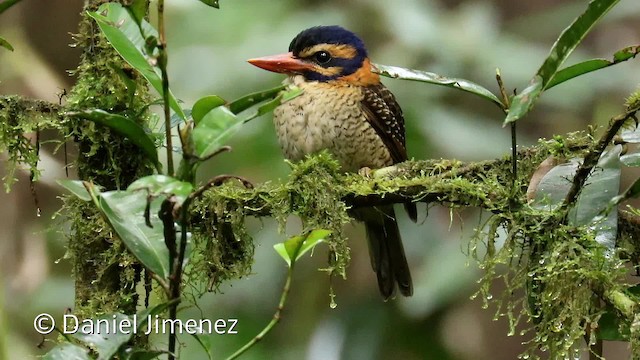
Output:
1,0,640,359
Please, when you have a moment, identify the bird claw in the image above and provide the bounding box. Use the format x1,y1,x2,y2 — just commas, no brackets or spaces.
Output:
358,167,374,178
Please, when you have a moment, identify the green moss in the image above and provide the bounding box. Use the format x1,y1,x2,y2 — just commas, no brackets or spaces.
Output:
62,197,141,317
65,5,155,189
62,1,154,317
282,152,352,279
625,85,640,111
472,206,628,358
190,183,256,292
0,97,63,191
189,151,353,293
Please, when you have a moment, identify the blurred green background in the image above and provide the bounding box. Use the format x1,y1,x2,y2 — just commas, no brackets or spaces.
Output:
1,0,639,359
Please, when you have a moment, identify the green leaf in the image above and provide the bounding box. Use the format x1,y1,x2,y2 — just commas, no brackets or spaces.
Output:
240,87,303,123
99,191,170,278
504,0,620,124
57,179,98,201
190,334,213,360
128,175,193,205
198,0,220,8
126,0,147,26
373,63,503,109
546,45,640,89
532,146,621,249
228,85,286,114
597,307,629,341
43,343,91,360
273,242,292,266
503,76,543,124
621,126,640,144
0,36,13,51
274,229,330,267
66,109,161,171
191,106,242,159
191,95,226,124
87,3,186,120
621,152,640,167
0,0,21,14
296,229,330,261
571,146,621,249
72,313,132,360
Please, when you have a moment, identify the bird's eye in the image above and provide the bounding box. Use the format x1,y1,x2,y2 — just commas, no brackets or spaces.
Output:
314,51,332,64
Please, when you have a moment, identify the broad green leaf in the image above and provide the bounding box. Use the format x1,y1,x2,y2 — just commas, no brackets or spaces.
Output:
531,158,580,212
597,307,629,341
274,229,330,266
126,0,147,26
295,229,330,261
190,334,213,360
128,175,193,205
0,36,13,51
373,64,503,109
228,85,286,114
43,343,90,360
571,146,620,249
66,109,160,171
503,76,543,124
504,0,620,124
532,146,621,249
198,0,220,8
240,87,303,123
273,242,293,266
546,45,640,89
621,126,640,144
628,284,640,296
99,191,170,278
621,152,640,167
191,106,242,159
57,179,98,201
191,95,226,124
0,0,21,14
87,3,186,120
72,313,132,360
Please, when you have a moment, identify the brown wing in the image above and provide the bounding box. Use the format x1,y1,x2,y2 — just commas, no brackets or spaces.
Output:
360,84,407,164
361,84,417,222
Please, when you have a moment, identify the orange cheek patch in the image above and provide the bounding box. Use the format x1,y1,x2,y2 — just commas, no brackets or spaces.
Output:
339,58,380,85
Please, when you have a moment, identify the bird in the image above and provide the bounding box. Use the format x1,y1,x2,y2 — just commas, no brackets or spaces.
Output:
248,25,416,300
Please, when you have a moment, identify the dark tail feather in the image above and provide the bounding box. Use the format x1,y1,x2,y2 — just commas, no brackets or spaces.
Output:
363,205,413,300
404,202,418,223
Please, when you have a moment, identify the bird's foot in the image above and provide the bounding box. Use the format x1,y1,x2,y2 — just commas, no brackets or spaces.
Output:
358,166,374,178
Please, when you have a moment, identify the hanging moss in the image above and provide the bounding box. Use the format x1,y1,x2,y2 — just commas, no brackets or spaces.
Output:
0,97,63,191
190,183,256,292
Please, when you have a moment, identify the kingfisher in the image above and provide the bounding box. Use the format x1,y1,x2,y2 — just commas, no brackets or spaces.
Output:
248,25,416,300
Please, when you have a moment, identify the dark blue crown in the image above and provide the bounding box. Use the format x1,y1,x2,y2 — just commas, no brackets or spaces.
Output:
288,26,368,82
289,25,368,58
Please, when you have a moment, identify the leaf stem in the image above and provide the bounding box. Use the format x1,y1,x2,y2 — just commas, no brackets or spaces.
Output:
157,0,174,176
225,265,294,360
